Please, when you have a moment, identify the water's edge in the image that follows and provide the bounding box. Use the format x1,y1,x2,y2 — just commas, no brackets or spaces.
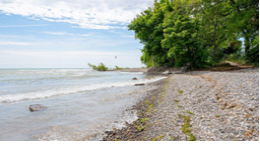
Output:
101,77,167,141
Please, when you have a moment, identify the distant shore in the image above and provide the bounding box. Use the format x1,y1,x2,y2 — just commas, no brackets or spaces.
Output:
103,68,259,141
107,68,148,72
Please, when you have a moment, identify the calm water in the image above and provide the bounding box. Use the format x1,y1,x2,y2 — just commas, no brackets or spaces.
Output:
0,69,165,141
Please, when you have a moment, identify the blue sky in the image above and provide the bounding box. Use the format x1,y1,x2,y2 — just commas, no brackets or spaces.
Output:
0,0,154,68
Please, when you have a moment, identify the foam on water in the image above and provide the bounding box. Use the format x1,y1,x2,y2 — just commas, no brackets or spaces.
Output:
0,76,166,103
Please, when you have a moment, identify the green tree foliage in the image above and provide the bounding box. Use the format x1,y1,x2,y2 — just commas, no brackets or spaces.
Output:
129,0,169,67
200,0,232,61
247,36,259,65
227,0,259,56
162,0,209,68
129,0,259,68
88,63,108,71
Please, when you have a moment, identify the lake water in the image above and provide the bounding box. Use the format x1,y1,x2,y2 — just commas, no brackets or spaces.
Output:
0,69,165,141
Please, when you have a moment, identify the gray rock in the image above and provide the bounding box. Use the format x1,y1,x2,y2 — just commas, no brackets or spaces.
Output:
132,77,137,80
161,70,170,75
29,104,47,112
135,83,145,86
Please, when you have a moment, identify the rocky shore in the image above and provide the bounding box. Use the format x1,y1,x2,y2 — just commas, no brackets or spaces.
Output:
103,68,259,141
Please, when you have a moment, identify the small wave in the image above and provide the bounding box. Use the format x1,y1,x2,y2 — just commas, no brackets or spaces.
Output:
130,72,144,75
0,76,166,103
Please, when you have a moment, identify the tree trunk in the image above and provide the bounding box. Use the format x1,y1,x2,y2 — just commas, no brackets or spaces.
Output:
213,24,217,61
243,29,251,56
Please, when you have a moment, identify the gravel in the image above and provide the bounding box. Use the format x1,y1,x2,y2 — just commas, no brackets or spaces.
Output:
103,68,259,141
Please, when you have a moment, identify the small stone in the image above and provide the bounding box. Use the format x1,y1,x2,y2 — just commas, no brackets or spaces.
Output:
228,103,238,109
244,131,253,137
221,102,228,110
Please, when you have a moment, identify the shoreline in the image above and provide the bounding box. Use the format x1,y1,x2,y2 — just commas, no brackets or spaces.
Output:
107,68,148,72
102,68,259,141
103,77,168,141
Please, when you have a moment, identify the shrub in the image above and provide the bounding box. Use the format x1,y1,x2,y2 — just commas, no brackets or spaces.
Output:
115,65,122,70
88,63,108,71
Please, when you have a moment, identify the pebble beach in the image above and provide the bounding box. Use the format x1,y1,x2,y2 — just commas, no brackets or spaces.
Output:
103,68,259,141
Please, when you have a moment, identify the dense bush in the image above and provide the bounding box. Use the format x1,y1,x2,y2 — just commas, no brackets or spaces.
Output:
115,65,122,70
88,63,108,71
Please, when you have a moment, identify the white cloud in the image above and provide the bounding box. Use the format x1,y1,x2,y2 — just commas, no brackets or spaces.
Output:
0,24,46,28
42,31,73,35
2,50,140,57
80,33,93,37
41,31,93,37
0,41,33,45
122,35,134,38
0,0,154,29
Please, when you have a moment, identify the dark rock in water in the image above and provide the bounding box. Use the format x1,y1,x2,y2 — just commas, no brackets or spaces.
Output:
132,77,137,80
135,83,145,86
29,104,47,112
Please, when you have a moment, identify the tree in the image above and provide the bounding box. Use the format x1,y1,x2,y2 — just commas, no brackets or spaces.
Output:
227,0,259,63
199,0,232,61
162,0,209,68
128,0,171,67
129,0,258,68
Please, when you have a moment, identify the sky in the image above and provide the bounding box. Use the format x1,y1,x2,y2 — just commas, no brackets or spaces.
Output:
0,0,154,68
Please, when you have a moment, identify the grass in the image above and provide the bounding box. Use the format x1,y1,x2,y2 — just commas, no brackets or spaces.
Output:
140,118,149,124
179,115,196,141
137,118,149,131
178,89,184,95
151,96,156,101
186,111,195,115
152,136,164,141
177,105,182,109
137,125,145,131
137,123,150,132
160,91,167,97
147,104,154,112
171,136,176,141
145,100,150,105
174,100,180,103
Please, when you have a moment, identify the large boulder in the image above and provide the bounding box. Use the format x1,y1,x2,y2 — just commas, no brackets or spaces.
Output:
29,104,47,112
